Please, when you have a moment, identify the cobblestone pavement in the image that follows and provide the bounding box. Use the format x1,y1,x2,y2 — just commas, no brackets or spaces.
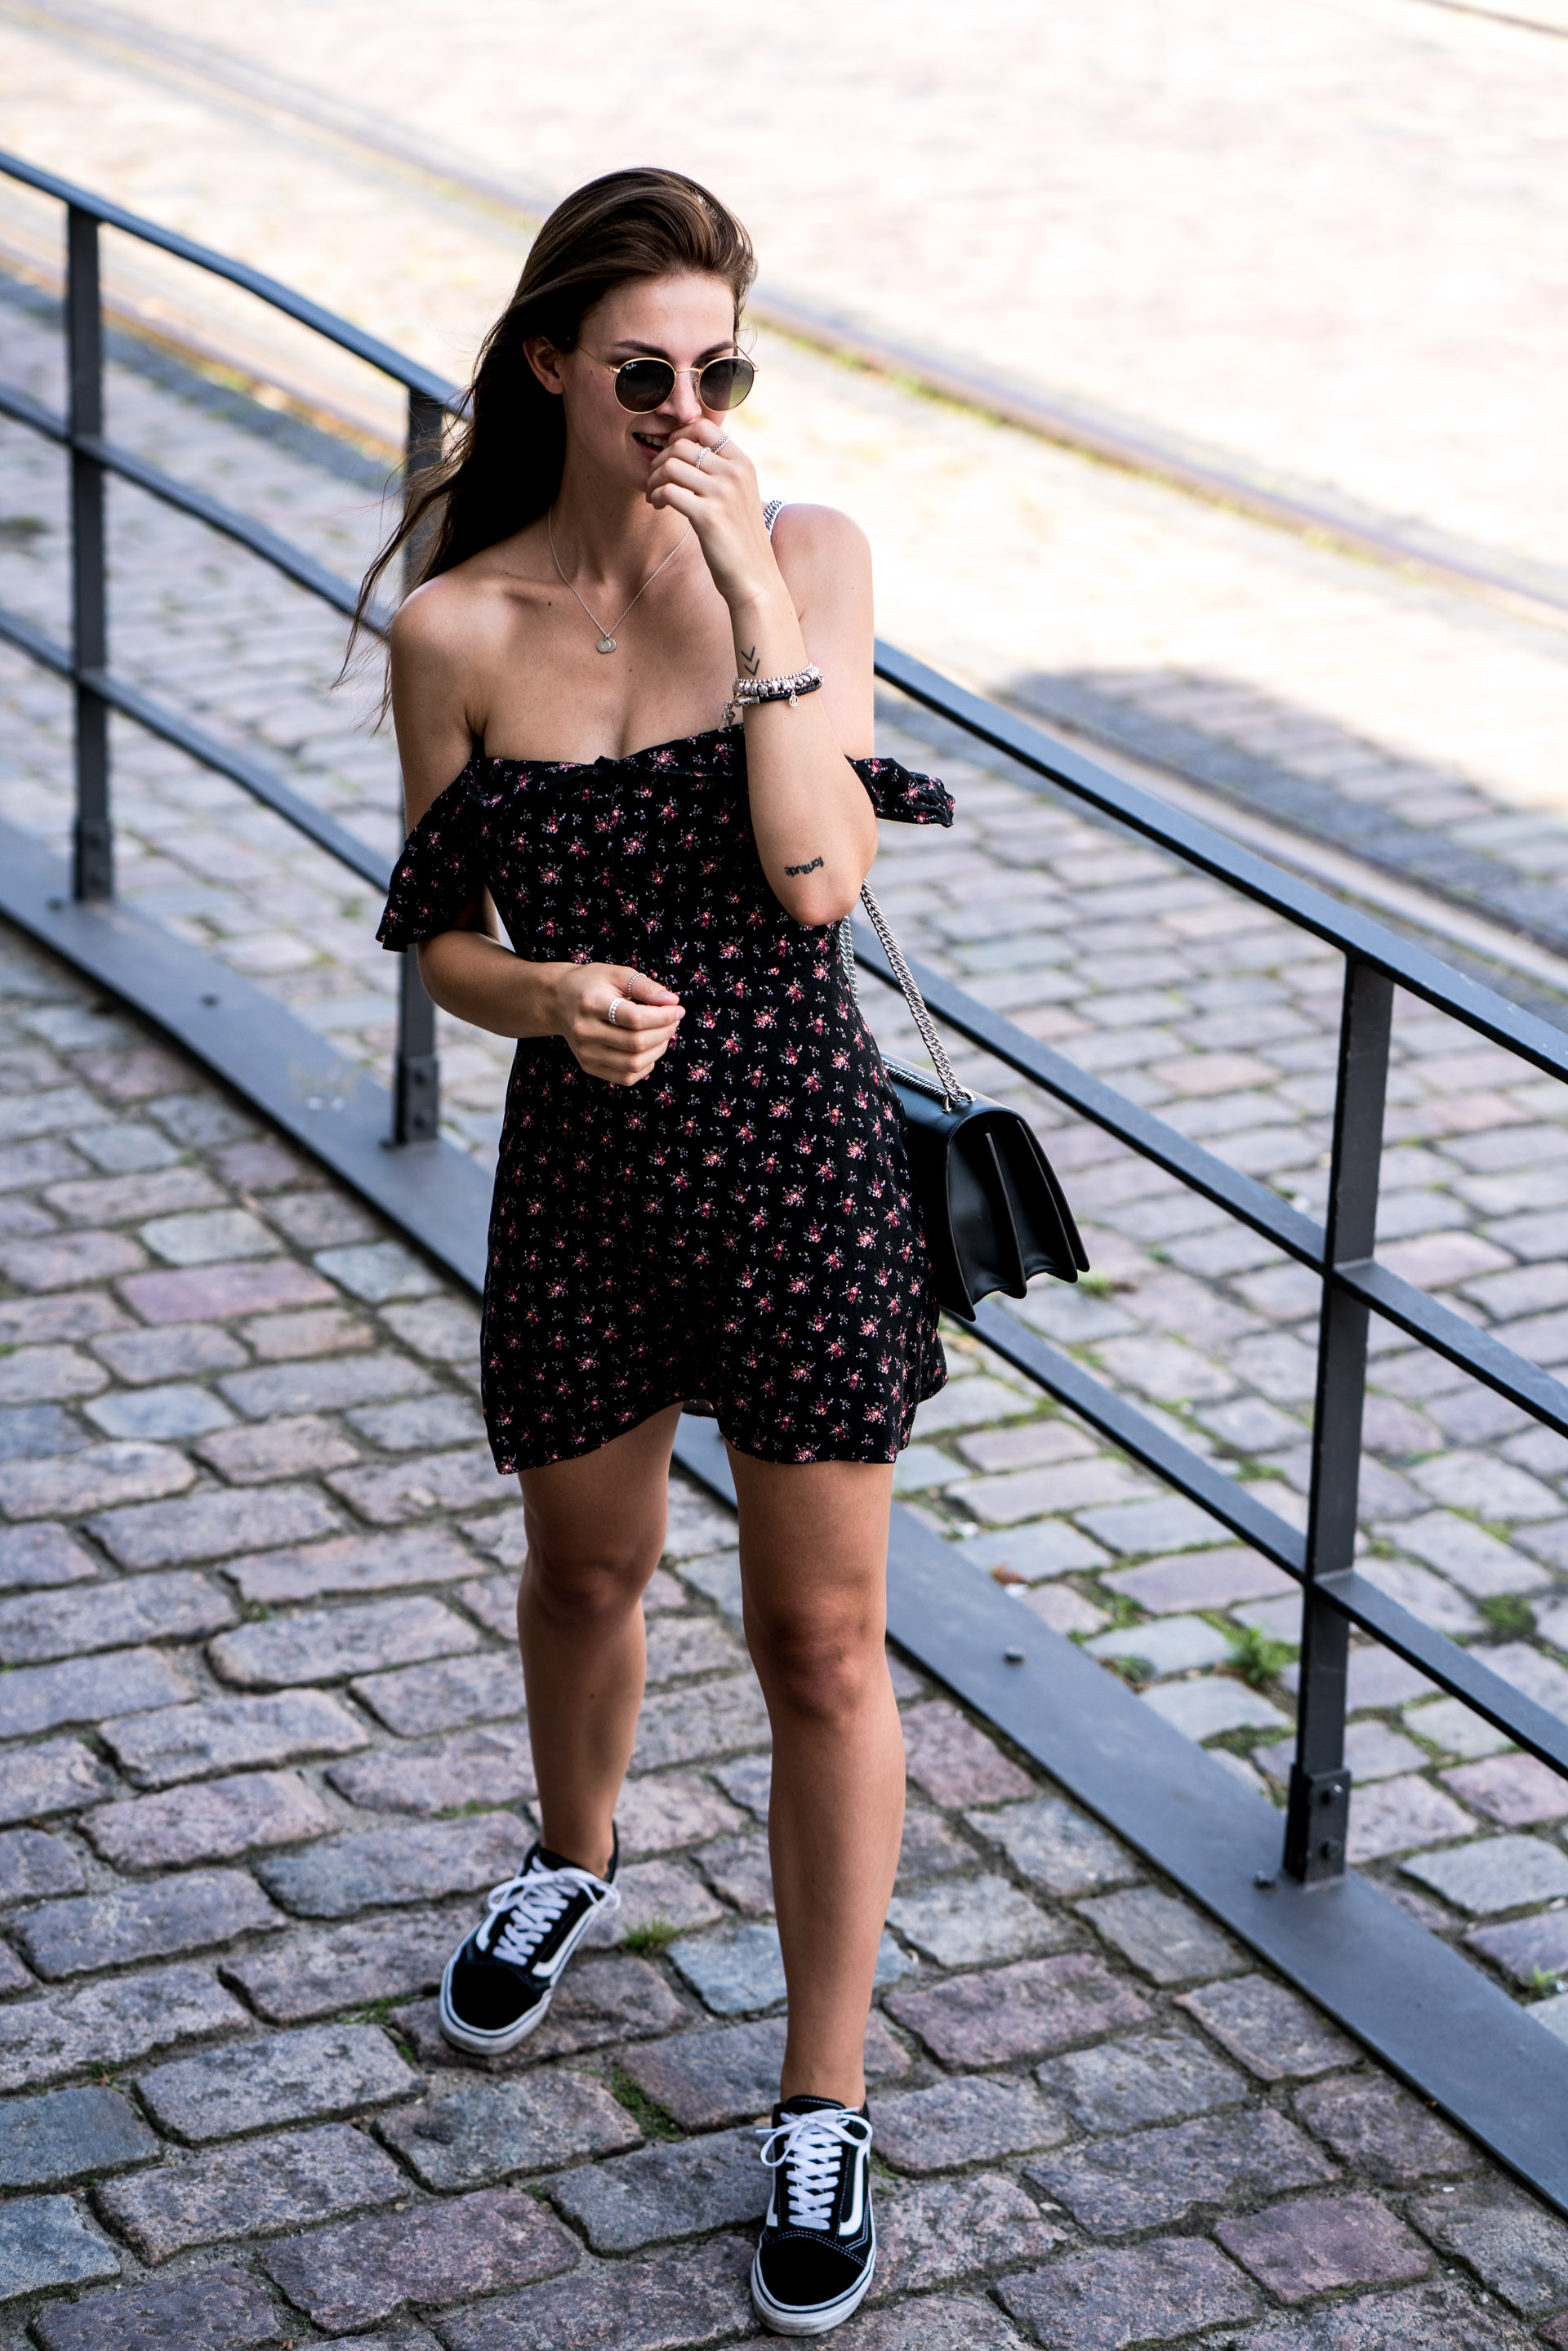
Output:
5,0,1568,575
3,919,1568,2347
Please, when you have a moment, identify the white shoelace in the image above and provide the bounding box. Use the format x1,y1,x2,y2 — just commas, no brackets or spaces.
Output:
757,2107,872,2232
475,1859,617,1970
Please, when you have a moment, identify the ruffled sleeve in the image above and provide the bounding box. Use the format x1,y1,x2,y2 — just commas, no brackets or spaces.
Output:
376,768,488,950
850,755,954,827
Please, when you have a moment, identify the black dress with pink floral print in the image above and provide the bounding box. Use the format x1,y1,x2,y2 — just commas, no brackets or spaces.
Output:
378,726,952,1473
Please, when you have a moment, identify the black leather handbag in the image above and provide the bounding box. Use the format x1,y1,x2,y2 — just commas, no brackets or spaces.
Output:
841,895,1089,1321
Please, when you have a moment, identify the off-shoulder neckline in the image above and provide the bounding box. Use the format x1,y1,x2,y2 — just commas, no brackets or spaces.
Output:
478,725,733,773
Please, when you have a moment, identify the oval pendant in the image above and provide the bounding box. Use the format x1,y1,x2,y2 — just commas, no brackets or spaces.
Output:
596,635,617,655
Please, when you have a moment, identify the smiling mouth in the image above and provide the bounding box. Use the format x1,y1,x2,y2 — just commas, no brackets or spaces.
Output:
632,430,668,452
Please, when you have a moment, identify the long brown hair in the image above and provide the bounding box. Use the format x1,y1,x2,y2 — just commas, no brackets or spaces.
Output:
350,167,755,651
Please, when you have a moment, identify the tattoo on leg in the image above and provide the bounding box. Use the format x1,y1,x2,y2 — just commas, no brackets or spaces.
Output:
784,854,824,876
739,643,760,676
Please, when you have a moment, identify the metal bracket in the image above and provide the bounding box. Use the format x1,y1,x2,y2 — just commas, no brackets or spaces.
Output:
72,810,113,903
1285,1764,1352,1883
394,1050,439,1145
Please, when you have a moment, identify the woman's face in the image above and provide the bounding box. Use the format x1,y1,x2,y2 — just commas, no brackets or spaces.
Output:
532,271,742,489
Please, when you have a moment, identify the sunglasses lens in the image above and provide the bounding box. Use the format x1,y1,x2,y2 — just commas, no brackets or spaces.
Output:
698,356,755,410
614,359,676,412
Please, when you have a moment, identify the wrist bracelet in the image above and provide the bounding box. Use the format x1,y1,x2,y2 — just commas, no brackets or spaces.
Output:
722,664,824,728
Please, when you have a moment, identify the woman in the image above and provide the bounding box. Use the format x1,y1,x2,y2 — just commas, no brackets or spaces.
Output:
366,167,951,2336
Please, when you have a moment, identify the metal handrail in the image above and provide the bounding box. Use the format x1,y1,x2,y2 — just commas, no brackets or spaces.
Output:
2,146,1566,1884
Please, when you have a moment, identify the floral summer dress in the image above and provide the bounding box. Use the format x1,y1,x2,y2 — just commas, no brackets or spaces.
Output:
377,726,955,1473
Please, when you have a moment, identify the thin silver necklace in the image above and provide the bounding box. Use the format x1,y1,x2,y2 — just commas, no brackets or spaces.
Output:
547,506,693,654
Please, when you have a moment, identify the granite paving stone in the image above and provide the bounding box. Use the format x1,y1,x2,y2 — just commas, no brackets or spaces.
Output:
18,1868,283,1979
327,1724,538,1814
209,1593,478,1686
396,1952,688,2067
1076,1886,1245,1984
0,2196,121,2301
314,1240,440,1301
91,1322,248,1383
433,2230,748,2351
0,1524,97,1590
219,1350,434,1417
452,1570,523,1636
901,1702,1033,1805
82,1767,332,1869
544,2123,764,2250
0,1735,116,1823
1029,2106,1335,2233
378,2069,639,2193
0,1645,193,1741
1407,2175,1568,2314
1347,1774,1476,1863
101,1689,370,1787
136,2022,418,2141
220,1905,461,2022
839,2295,1030,2349
1396,1511,1552,1598
1481,1641,1568,1721
673,1547,742,1618
878,2171,1070,2294
1103,1547,1297,1613
1230,2278,1538,2349
887,1953,1152,2066
256,1811,523,1916
1141,1676,1292,1740
951,1521,1111,1578
0,2084,158,2187
1038,2025,1250,2131
225,1524,474,1604
90,1482,343,1569
696,1828,773,1914
96,2121,407,2261
964,1794,1139,1898
0,1570,234,1663
0,1962,250,2093
327,1446,515,1522
87,1383,236,1440
618,2012,910,2128
0,1827,83,1903
0,1940,32,1993
119,1258,334,1323
1292,2073,1474,2184
1465,1910,1568,1982
347,1391,488,1449
1218,2194,1432,2301
1177,1975,1359,2079
591,1857,727,1944
1441,1753,1568,1826
629,1676,772,1770
886,1872,1067,1966
875,2073,1067,2172
260,2184,579,2332
0,1229,145,1289
28,2263,292,2350
996,2236,1258,2348
615,1770,746,1854
1085,1614,1236,1676
710,1752,772,1819
350,1650,524,1733
0,1348,109,1407
195,1412,360,1481
669,1919,911,2013
1403,1834,1568,1915
140,1207,279,1265
895,1806,978,1887
1356,1556,1482,1638
0,1440,194,1521
644,1611,746,1683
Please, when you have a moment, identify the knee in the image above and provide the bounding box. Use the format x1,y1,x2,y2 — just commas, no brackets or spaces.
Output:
523,1538,655,1630
748,1605,885,1722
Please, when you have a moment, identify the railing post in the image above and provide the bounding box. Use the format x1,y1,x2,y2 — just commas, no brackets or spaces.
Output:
67,204,113,901
390,388,445,1143
1284,955,1394,1882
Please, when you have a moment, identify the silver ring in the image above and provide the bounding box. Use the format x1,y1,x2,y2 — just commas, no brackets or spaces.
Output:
606,999,620,1026
713,434,730,455
693,448,707,473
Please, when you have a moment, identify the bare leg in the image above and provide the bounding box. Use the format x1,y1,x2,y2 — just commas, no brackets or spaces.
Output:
514,1403,684,1877
728,1447,903,2108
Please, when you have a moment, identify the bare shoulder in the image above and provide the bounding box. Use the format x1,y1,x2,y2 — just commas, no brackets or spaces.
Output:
771,503,871,577
389,565,502,675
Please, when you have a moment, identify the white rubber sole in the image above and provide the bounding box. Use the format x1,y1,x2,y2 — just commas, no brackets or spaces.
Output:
750,2242,876,2337
437,1952,554,2056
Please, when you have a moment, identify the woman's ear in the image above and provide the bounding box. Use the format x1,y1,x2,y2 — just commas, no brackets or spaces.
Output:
523,336,566,396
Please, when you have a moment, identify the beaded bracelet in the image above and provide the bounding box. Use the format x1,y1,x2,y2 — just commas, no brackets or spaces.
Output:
722,664,824,728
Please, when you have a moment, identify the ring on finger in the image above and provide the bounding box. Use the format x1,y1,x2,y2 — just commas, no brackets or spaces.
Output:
713,433,730,455
693,447,707,473
606,998,621,1026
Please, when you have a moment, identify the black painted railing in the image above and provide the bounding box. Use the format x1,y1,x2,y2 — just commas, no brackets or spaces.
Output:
3,148,1567,1893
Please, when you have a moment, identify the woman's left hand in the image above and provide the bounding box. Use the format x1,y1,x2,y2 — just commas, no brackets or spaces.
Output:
644,420,782,617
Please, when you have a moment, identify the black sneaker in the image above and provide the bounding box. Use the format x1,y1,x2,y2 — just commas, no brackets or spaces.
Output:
439,1834,620,2056
751,2095,876,2335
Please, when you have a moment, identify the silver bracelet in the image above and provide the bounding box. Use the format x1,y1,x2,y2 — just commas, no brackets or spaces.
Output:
722,664,824,728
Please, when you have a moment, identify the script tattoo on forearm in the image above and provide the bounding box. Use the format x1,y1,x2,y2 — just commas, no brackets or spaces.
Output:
738,643,760,676
784,855,824,875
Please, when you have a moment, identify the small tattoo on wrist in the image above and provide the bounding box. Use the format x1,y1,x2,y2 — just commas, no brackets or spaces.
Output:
784,855,824,876
739,644,760,676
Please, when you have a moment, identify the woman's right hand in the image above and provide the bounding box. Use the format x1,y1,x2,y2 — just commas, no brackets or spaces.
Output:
553,964,684,1084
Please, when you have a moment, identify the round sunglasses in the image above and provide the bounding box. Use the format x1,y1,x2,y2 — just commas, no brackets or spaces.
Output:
587,351,757,414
